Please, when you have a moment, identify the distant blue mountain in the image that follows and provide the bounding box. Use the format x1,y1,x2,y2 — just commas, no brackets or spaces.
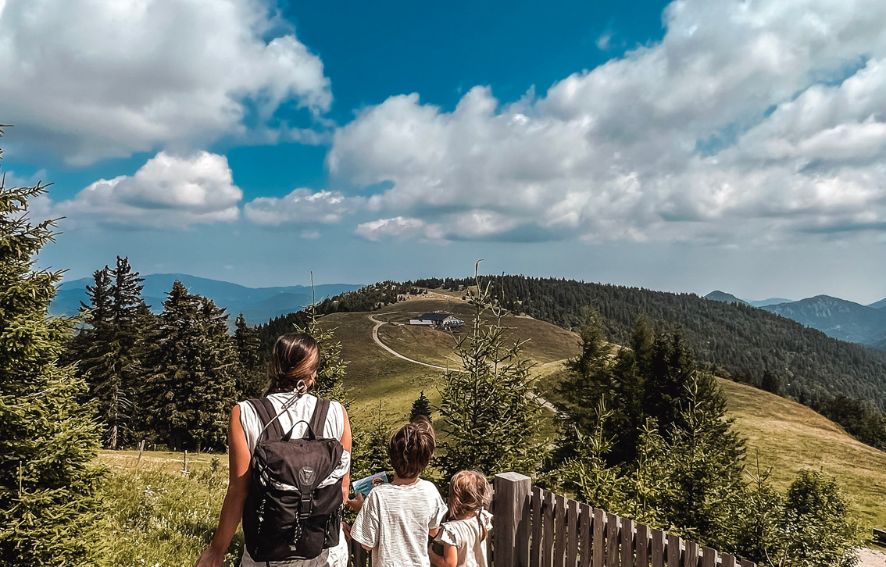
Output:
705,290,886,350
749,297,794,308
704,290,749,306
52,273,362,325
761,295,886,348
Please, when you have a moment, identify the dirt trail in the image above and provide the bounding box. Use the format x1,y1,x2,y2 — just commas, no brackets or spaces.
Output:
367,313,557,412
858,547,886,567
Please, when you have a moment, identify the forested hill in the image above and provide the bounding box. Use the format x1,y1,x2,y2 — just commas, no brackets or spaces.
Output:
411,276,886,415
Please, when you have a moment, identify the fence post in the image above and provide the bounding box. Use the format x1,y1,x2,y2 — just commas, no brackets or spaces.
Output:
493,472,532,567
135,439,145,470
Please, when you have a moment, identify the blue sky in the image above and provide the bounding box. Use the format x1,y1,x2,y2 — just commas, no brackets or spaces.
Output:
2,0,886,303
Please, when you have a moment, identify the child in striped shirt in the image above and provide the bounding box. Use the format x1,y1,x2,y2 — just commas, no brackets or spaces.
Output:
350,418,448,567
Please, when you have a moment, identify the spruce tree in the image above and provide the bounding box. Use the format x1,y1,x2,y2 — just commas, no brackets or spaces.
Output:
437,264,543,479
409,391,432,422
637,373,747,548
557,401,627,510
69,258,148,448
233,313,265,399
555,309,612,435
143,282,236,451
0,130,103,564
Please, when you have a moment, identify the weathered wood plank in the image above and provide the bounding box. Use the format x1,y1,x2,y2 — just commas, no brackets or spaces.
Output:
667,534,680,567
531,487,543,567
683,541,697,567
543,491,556,567
567,499,579,566
554,494,567,567
607,513,620,567
650,529,664,567
579,504,593,567
701,547,716,567
635,524,649,567
738,560,754,567
720,554,736,567
593,509,605,567
621,518,633,567
492,472,532,567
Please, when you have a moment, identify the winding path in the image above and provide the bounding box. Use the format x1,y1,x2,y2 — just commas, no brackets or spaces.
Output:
368,314,460,372
367,313,557,412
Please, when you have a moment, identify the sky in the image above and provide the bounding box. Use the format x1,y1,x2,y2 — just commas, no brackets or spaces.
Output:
2,0,886,304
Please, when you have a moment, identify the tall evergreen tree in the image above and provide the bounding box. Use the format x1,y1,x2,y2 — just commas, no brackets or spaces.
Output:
409,391,432,422
0,130,103,564
143,282,236,451
69,257,147,448
437,264,543,479
233,313,265,399
647,374,748,548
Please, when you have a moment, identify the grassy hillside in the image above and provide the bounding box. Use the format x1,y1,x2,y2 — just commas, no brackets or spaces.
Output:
324,294,886,531
322,294,580,419
722,379,886,530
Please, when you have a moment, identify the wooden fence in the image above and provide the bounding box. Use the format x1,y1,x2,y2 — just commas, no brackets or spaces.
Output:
346,472,756,567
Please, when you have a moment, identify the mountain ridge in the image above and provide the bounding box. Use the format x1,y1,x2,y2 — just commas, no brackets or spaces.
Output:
52,273,363,325
705,290,886,349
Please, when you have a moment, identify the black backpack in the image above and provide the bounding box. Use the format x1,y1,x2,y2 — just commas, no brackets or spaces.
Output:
242,397,345,563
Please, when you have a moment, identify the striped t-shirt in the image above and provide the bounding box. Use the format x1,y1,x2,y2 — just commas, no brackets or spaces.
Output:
350,479,448,567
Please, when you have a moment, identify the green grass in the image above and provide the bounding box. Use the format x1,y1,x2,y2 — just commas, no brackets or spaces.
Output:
97,451,239,567
722,379,886,532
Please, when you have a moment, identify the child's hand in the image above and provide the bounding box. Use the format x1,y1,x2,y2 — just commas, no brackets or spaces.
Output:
347,492,365,512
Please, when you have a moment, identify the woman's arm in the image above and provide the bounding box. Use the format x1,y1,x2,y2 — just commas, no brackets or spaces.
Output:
340,404,352,504
194,405,251,567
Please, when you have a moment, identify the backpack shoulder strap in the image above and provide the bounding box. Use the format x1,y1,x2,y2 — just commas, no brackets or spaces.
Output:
248,398,284,441
309,398,331,439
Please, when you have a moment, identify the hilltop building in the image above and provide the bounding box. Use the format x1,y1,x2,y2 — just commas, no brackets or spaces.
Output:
409,312,465,329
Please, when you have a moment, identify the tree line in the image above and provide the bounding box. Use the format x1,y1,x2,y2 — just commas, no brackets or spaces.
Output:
64,257,264,451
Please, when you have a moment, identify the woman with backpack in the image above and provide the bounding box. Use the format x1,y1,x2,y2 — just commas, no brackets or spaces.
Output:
195,333,352,567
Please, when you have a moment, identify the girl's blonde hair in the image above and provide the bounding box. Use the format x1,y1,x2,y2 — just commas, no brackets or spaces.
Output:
448,470,491,540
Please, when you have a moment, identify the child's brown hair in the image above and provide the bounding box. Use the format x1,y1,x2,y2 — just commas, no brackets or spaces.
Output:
388,417,436,479
448,470,491,540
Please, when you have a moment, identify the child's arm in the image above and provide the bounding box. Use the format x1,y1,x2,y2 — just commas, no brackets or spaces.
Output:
428,542,457,567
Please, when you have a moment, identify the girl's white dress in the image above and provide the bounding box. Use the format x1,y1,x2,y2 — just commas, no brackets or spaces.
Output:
434,510,494,567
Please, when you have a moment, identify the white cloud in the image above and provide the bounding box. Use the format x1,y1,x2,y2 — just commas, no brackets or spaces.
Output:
244,188,357,226
355,217,436,241
331,0,886,245
0,0,331,164
51,151,242,228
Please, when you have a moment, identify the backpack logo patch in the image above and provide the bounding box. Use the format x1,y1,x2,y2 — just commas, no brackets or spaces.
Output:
299,467,316,486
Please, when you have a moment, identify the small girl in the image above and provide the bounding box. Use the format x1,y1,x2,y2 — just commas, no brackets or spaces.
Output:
429,471,493,567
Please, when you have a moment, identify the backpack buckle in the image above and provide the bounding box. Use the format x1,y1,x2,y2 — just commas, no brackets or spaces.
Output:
299,493,313,519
